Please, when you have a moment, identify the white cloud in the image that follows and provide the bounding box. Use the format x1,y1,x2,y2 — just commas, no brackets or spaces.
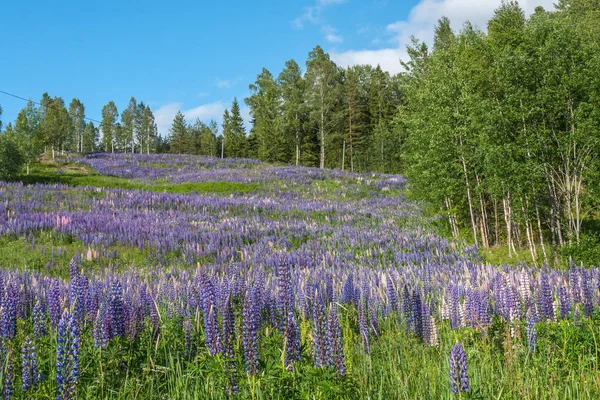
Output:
291,0,346,44
216,78,241,89
330,0,557,74
186,101,227,121
153,101,227,137
322,25,344,43
292,6,319,29
154,102,182,138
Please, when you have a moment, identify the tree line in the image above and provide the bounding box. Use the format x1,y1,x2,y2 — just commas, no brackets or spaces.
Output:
0,94,160,176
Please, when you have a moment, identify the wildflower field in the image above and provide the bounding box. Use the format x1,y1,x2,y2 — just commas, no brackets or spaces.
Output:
1,153,599,399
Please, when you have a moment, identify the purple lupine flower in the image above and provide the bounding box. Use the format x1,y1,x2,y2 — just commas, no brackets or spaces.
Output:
476,291,489,328
358,300,370,354
1,345,13,400
92,309,104,349
369,303,380,338
21,336,40,392
47,282,60,328
449,286,460,330
110,280,125,339
581,269,594,318
526,313,537,353
341,274,354,304
0,284,17,340
312,293,328,365
277,262,294,317
221,295,238,395
284,311,301,370
204,305,222,356
401,285,411,329
570,264,581,304
386,274,398,316
539,273,555,321
33,302,46,339
71,275,88,330
325,306,346,376
449,342,469,394
558,286,571,319
183,315,196,359
411,290,424,341
242,288,260,375
56,310,79,400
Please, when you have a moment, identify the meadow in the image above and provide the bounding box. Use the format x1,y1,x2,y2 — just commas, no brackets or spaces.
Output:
1,153,599,399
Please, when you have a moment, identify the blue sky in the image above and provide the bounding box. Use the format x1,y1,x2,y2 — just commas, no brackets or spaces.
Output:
0,0,554,136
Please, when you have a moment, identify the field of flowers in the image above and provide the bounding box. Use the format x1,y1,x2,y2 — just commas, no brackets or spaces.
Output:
1,153,599,399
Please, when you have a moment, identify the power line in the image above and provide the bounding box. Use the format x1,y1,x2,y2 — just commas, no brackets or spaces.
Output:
0,89,103,124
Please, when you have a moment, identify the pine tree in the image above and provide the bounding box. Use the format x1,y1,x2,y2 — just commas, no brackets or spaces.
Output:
169,111,187,154
224,99,247,158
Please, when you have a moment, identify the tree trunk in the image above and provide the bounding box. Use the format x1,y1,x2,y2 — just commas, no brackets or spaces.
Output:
295,123,300,167
319,86,325,170
342,140,346,171
494,200,499,246
535,202,548,265
458,135,478,246
503,194,514,257
445,197,459,240
476,174,489,249
522,200,537,265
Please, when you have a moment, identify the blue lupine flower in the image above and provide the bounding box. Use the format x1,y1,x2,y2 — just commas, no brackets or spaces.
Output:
526,313,537,353
284,311,301,370
56,310,79,400
221,294,238,394
21,336,40,392
449,342,469,394
33,302,46,339
242,288,260,375
110,280,125,339
312,292,328,365
326,306,346,376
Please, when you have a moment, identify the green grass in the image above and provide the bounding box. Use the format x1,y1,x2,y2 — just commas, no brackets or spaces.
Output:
17,160,259,194
5,304,600,399
0,232,179,278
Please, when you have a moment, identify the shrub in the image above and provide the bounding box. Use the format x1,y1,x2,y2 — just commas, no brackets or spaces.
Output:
0,135,24,180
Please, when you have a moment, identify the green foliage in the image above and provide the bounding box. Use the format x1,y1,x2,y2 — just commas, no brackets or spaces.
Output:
101,101,119,153
0,134,24,180
223,98,247,158
169,111,187,155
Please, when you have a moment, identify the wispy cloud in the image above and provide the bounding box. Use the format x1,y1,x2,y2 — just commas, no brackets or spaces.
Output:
322,25,343,43
291,6,319,29
153,100,227,137
153,102,182,138
291,0,346,43
330,0,557,74
216,78,241,89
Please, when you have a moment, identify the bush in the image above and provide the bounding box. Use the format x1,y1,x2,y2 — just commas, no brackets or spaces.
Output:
0,135,24,180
